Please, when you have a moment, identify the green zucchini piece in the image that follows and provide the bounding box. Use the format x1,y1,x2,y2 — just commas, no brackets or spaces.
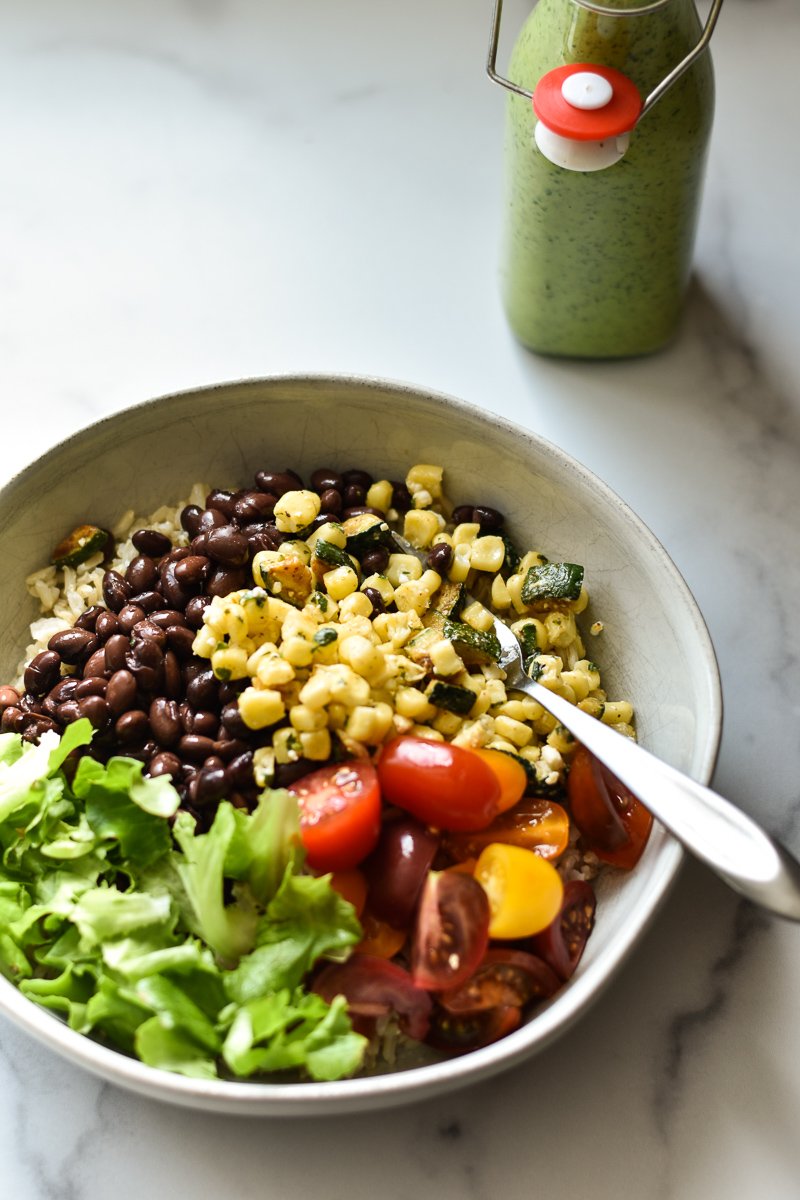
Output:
516,621,541,660
432,580,467,619
342,514,391,553
500,535,522,578
406,626,442,663
442,618,501,665
500,750,565,799
425,679,476,715
51,524,110,568
521,562,584,605
313,540,354,570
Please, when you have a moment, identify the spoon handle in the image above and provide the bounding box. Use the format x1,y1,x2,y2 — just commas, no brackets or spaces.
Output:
518,676,800,921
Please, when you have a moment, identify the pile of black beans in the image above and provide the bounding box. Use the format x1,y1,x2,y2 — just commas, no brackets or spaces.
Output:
0,467,506,830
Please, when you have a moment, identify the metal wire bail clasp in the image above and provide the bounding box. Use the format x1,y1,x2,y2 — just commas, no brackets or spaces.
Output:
487,0,725,121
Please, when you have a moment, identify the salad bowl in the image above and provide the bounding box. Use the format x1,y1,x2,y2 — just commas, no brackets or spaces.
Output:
0,375,722,1115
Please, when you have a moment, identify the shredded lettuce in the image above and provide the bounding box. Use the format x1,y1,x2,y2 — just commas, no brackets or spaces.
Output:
0,722,367,1081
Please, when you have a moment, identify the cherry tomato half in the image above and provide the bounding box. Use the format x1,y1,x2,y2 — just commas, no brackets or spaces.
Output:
474,843,564,939
354,911,407,959
362,816,440,929
313,955,432,1040
473,749,527,813
438,949,561,1015
426,1003,521,1052
567,745,653,870
377,737,501,832
442,798,570,864
290,761,381,872
530,879,596,981
411,870,490,992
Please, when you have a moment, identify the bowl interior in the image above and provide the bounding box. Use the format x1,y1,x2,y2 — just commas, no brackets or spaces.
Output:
0,376,721,1114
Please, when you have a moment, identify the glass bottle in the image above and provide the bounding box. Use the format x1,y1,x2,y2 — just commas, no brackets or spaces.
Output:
491,0,719,358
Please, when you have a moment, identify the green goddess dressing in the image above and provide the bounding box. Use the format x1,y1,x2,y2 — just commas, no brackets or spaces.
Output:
501,0,714,357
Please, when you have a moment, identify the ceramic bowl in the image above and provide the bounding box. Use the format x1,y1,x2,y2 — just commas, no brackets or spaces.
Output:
0,375,722,1115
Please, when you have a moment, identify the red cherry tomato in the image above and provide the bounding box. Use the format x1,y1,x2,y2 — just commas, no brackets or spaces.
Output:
411,870,490,992
289,761,381,872
530,879,597,981
437,949,561,1015
567,745,653,869
312,955,432,1040
427,1004,521,1052
377,737,501,832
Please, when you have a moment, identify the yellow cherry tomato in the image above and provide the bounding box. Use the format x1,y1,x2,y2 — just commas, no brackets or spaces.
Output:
353,912,407,959
474,843,564,939
474,749,527,813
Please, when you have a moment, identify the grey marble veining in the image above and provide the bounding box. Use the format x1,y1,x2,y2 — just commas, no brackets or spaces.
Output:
1,1,799,1197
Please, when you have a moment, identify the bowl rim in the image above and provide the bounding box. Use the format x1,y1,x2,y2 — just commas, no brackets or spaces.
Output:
0,373,723,1114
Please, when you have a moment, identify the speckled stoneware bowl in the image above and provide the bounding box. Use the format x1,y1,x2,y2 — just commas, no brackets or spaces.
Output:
0,376,722,1116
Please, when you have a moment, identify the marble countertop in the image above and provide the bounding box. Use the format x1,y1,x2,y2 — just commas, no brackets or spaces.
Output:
1,1,799,1196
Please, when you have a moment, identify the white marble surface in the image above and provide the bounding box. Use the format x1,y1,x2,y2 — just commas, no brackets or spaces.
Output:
1,0,799,1195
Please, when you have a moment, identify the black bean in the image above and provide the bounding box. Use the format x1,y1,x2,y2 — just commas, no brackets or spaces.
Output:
114,710,149,746
254,469,303,497
342,468,373,490
128,590,164,614
179,505,204,537
205,526,249,568
273,759,320,788
78,694,110,730
164,625,196,661
189,533,209,556
451,504,474,525
361,546,390,575
160,563,193,611
179,734,217,763
133,528,173,557
195,766,228,806
24,650,62,696
95,610,120,640
47,628,99,665
74,677,107,699
148,751,182,779
56,700,82,725
341,506,385,520
185,669,218,711
131,619,167,650
127,638,163,672
342,483,366,508
149,698,182,747
213,737,249,762
102,570,132,612
174,555,210,585
207,566,248,597
21,713,59,741
218,701,248,738
472,505,505,532
310,468,343,493
117,604,146,634
225,751,255,790
148,608,187,630
163,650,183,698
160,546,191,568
19,694,44,714
106,669,138,715
0,685,20,711
48,678,78,705
218,680,246,705
184,595,212,630
82,648,109,678
125,555,158,592
1,706,24,733
319,488,343,515
205,490,238,519
391,482,412,512
233,491,276,523
74,605,104,632
426,542,453,573
246,526,284,554
190,711,219,738
362,586,385,617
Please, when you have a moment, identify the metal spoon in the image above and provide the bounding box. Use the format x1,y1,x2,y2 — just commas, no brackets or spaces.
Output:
392,535,800,920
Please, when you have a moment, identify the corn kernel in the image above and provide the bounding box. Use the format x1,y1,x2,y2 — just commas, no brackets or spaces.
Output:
366,480,393,511
361,573,395,605
394,687,437,722
429,639,464,676
274,489,321,534
493,714,533,747
406,464,443,500
253,747,276,787
280,636,314,668
601,700,634,726
490,574,512,610
210,646,250,681
192,626,218,659
571,585,590,614
432,710,464,737
305,522,347,551
299,729,332,760
448,543,472,583
461,600,495,633
386,554,423,587
324,565,359,600
403,508,443,549
338,591,374,620
239,686,286,730
452,522,480,547
470,536,505,573
289,704,328,732
544,611,578,649
346,702,394,745
519,550,548,573
273,727,302,763
339,634,385,681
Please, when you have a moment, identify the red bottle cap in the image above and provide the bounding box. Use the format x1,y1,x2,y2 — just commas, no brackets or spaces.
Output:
533,64,642,141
